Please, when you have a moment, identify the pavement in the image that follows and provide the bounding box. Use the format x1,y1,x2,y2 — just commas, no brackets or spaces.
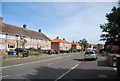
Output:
1,52,119,81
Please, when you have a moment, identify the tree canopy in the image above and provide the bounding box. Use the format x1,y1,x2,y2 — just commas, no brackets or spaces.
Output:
100,7,120,40
78,38,89,51
100,6,120,48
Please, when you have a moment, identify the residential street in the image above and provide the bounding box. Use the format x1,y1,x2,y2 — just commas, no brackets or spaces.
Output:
2,53,118,80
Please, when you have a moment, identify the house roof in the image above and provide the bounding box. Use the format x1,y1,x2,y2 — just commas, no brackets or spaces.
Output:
1,23,51,40
71,42,80,45
51,38,71,44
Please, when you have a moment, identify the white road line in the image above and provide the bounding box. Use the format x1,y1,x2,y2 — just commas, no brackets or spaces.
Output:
98,74,108,78
2,55,73,69
55,63,80,81
0,75,10,79
48,63,53,65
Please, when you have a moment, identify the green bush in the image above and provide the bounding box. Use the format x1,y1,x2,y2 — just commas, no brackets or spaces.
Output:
9,49,14,51
29,51,38,56
73,49,77,52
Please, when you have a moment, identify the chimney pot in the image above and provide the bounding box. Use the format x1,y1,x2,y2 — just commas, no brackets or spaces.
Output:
0,17,3,22
57,37,59,39
23,24,27,29
63,38,65,40
38,29,41,32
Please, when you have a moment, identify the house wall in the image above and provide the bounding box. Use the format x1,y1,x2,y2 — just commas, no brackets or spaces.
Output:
51,42,71,50
51,42,59,50
59,42,71,50
76,45,81,49
0,33,51,52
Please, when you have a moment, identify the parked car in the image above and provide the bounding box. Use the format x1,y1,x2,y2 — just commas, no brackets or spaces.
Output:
84,51,97,60
15,48,28,52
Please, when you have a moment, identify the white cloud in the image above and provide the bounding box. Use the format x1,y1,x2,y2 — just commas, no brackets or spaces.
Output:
43,2,117,44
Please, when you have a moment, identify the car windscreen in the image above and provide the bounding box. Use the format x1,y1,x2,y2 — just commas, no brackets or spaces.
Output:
85,52,94,54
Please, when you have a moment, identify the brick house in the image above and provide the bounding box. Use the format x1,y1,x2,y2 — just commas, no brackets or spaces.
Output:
71,41,81,49
111,39,120,50
88,44,104,50
87,44,97,49
51,37,71,50
0,17,51,52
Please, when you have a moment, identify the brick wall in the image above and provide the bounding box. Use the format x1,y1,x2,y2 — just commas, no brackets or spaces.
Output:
51,42,59,50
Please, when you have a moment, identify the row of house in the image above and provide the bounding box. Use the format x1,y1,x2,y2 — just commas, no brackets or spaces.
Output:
87,44,104,50
0,17,81,52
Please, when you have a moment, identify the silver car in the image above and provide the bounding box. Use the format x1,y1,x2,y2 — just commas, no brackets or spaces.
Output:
84,51,97,60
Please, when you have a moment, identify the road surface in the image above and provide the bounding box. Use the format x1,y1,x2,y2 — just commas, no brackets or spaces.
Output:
1,52,118,80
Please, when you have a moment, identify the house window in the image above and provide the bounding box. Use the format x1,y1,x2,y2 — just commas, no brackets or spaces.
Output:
46,40,50,43
18,45,22,48
0,33,6,38
42,39,45,43
8,44,15,48
0,44,6,49
31,45,36,48
25,45,31,48
32,38,36,42
17,36,20,40
25,36,31,41
18,36,23,40
8,34,16,40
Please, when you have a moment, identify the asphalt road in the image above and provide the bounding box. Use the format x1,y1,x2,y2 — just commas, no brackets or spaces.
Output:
1,52,118,80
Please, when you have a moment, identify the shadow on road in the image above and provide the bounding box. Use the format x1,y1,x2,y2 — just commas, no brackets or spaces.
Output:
22,66,118,81
73,59,85,61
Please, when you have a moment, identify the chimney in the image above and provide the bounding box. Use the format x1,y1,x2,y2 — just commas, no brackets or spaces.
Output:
0,17,3,22
63,38,65,40
38,29,41,32
57,37,59,39
73,40,74,42
23,24,27,29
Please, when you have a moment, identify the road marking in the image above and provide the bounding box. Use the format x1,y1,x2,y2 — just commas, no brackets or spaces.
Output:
98,74,108,78
0,75,10,79
2,55,73,69
48,63,53,65
55,63,80,81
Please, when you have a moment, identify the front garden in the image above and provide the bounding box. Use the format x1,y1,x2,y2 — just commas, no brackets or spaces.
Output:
0,48,82,60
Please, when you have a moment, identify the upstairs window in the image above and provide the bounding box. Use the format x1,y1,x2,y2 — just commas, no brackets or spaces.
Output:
0,44,6,49
42,39,45,43
0,33,6,38
46,40,50,43
25,36,31,41
32,38,36,42
8,34,16,40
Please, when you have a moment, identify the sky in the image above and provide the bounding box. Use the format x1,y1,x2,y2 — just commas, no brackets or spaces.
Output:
1,0,118,44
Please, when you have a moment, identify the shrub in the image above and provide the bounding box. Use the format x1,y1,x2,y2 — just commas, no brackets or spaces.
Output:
29,51,38,56
73,49,77,52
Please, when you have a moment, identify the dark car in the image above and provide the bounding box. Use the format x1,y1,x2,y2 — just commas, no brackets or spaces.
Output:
15,48,28,52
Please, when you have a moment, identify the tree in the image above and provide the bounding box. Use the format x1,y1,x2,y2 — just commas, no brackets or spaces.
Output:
78,38,89,51
100,6,120,48
20,37,27,48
